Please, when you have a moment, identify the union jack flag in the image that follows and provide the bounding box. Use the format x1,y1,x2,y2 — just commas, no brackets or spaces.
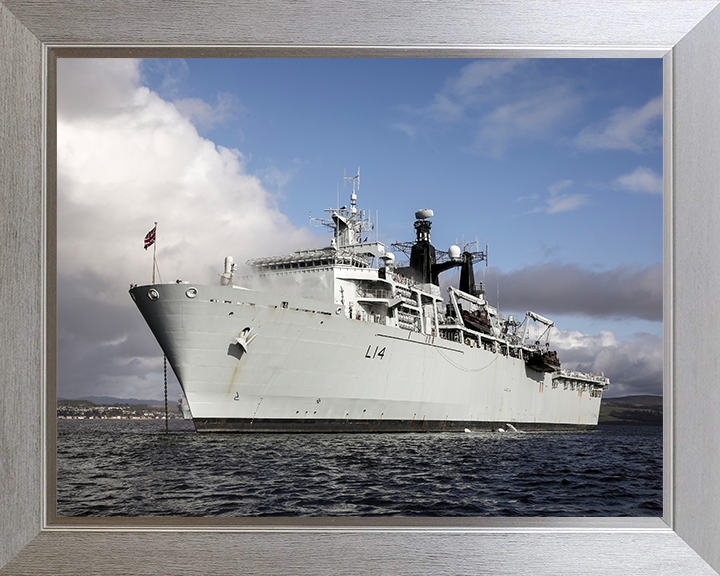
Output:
144,226,156,250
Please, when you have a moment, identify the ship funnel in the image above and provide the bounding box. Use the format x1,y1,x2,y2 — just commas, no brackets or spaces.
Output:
409,209,436,283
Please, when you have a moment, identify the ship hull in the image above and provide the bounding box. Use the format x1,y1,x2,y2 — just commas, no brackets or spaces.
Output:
130,282,604,433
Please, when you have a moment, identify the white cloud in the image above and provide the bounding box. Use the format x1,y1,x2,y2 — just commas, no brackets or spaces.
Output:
57,58,141,120
423,93,465,123
393,60,583,158
547,179,574,196
544,194,591,214
471,86,583,158
257,163,298,193
574,95,662,152
174,92,243,131
414,58,526,123
391,122,418,140
141,59,190,99
526,179,591,215
552,330,662,396
420,59,528,124
57,58,319,399
553,329,620,352
443,59,526,101
613,166,663,194
515,194,539,203
58,59,317,288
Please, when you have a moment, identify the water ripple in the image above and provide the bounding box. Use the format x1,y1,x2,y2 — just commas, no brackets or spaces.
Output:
57,420,662,517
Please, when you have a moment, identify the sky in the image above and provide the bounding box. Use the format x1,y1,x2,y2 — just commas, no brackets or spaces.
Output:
56,57,663,402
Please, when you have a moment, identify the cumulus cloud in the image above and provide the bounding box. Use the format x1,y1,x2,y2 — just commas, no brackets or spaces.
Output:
552,330,662,396
174,92,243,131
57,58,141,120
255,163,301,195
489,262,662,322
57,58,319,400
574,95,662,152
141,59,190,99
613,166,663,194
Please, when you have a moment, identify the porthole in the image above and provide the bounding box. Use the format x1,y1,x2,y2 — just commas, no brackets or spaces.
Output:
185,287,198,299
148,288,159,301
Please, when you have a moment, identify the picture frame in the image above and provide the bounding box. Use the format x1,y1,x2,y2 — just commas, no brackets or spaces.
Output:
2,1,720,573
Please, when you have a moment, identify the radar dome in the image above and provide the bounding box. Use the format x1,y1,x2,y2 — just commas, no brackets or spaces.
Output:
383,252,395,263
448,245,461,261
415,208,434,220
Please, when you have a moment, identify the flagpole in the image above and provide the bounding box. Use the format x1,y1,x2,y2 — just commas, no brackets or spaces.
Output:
152,221,157,284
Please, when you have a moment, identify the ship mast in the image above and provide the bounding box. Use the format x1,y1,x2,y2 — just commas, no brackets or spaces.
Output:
309,167,373,249
152,222,157,284
343,166,360,215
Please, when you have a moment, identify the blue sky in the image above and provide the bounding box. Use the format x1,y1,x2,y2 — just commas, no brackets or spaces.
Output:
56,58,663,401
143,60,661,268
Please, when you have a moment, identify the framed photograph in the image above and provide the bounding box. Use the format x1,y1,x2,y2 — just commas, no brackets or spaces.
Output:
53,56,663,518
2,1,720,574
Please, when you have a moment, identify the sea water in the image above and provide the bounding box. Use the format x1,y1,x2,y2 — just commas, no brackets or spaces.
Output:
57,420,662,517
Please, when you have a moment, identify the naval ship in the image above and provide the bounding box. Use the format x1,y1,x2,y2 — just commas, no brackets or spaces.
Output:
130,169,609,433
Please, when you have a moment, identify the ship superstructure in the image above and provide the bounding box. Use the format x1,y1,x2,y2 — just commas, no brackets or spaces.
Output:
130,168,608,433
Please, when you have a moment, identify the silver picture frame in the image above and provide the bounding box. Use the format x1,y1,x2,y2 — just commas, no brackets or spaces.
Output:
2,1,720,573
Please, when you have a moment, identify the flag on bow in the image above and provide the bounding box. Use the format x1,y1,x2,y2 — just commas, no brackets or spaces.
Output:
144,225,156,250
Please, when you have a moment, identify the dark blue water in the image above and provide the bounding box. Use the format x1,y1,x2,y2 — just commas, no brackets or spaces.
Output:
56,420,662,517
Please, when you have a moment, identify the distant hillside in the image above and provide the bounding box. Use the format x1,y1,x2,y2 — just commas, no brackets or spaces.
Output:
602,395,663,407
58,395,168,407
57,398,183,419
599,395,662,425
